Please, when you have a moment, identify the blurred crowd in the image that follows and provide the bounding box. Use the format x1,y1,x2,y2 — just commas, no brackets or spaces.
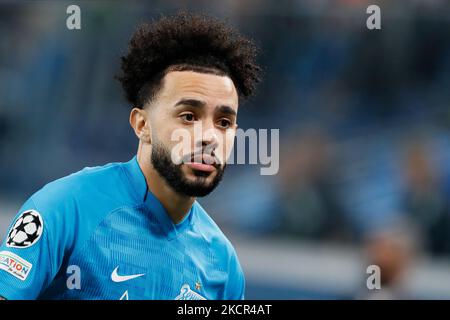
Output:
1,0,450,263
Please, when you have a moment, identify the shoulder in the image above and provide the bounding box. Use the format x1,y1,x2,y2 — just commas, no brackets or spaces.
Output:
32,161,125,200
24,160,135,249
30,161,131,217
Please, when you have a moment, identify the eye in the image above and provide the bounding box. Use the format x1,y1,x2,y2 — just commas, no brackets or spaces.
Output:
180,113,196,123
217,118,232,129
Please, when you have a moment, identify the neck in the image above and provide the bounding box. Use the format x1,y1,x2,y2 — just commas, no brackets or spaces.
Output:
136,147,195,224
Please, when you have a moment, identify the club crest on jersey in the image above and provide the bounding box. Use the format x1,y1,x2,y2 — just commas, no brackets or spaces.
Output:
0,251,33,281
6,210,43,248
175,284,206,300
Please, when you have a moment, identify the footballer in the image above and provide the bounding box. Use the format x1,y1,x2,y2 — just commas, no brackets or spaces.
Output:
0,12,261,300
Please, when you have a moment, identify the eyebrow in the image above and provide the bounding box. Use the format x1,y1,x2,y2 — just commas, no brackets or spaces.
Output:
215,105,237,117
174,98,206,108
174,98,237,117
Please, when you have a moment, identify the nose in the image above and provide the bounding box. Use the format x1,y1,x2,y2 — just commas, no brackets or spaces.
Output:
201,128,219,149
196,122,219,150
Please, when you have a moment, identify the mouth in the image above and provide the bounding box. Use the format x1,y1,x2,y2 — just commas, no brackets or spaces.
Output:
184,153,219,173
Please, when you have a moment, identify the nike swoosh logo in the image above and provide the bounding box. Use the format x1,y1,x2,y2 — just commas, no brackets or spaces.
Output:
111,266,145,283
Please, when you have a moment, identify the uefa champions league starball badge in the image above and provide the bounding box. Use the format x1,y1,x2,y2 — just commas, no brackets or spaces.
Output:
6,210,44,248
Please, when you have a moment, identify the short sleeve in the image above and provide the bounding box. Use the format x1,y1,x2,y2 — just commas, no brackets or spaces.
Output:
0,197,57,300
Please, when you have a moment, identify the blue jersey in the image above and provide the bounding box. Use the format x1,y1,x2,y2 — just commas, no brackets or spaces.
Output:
0,157,245,300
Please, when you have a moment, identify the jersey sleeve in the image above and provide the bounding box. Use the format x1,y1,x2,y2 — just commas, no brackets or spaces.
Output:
0,197,60,300
224,250,246,300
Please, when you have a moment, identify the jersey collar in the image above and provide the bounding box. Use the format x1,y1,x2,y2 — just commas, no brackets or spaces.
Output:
123,156,195,240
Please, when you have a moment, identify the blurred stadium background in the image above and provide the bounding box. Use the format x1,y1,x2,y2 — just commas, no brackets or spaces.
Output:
1,0,450,299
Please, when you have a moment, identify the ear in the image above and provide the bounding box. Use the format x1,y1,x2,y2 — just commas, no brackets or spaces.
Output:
129,107,151,143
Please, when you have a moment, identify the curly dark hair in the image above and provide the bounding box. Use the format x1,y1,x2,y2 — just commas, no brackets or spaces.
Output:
116,11,261,108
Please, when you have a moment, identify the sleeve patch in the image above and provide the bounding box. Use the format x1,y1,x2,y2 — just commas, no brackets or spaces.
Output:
6,210,44,249
0,251,33,281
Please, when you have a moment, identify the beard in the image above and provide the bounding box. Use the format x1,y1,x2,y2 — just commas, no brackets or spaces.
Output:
151,140,226,197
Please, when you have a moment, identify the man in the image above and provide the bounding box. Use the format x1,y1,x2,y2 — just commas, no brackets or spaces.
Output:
0,12,261,300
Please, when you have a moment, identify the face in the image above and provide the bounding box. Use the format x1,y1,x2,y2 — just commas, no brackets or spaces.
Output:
143,71,239,197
